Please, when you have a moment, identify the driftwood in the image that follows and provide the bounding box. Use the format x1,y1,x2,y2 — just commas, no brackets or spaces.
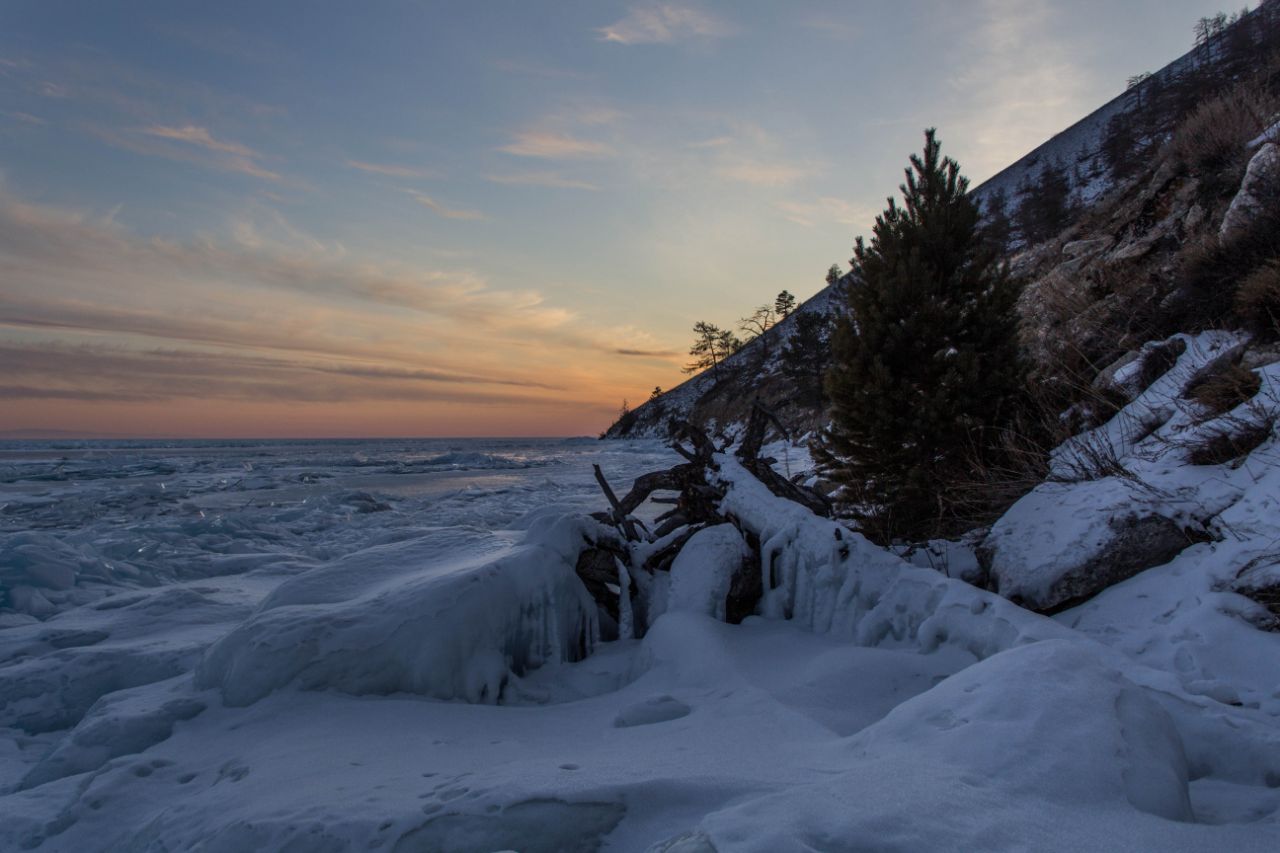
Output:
736,403,833,518
581,412,831,635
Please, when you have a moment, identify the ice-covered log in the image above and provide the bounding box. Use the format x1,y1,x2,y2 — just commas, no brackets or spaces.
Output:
667,524,753,621
195,514,605,706
710,454,1070,659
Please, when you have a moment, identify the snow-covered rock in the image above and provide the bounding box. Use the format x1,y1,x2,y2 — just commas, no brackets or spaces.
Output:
982,477,1193,611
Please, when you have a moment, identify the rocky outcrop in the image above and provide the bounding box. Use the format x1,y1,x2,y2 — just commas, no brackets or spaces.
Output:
1220,143,1280,240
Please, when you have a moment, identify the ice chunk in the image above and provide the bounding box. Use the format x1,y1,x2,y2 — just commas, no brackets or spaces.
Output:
196,514,605,706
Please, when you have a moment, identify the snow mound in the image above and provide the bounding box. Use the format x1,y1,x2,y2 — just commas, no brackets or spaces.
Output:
667,641,1246,853
667,524,751,620
195,514,604,706
19,676,204,789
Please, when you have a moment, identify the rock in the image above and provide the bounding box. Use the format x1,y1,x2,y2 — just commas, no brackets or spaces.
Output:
981,478,1196,612
1062,237,1113,259
1226,555,1280,631
1091,350,1140,394
1108,232,1162,262
1220,142,1280,241
1184,202,1206,232
1243,342,1280,371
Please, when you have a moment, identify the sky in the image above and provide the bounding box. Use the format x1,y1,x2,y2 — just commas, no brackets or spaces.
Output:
0,0,1241,438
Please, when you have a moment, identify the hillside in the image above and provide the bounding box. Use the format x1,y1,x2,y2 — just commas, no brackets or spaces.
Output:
608,0,1280,445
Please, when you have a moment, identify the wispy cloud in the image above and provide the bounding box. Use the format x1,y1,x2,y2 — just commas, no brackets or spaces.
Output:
799,15,860,41
716,156,814,188
598,4,734,45
346,160,439,179
485,171,599,191
776,196,876,228
405,190,485,220
0,342,562,406
2,110,46,126
0,185,680,434
498,129,613,159
142,123,255,157
86,122,283,181
944,0,1093,182
614,347,680,358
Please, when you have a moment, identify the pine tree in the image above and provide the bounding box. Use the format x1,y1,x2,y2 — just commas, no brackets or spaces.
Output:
775,290,797,318
684,321,741,382
819,129,1026,542
981,186,1013,252
1016,159,1074,245
780,309,830,406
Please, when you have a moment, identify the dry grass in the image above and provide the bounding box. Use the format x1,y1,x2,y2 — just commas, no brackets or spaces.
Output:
1167,81,1279,193
1185,363,1262,415
1235,261,1280,338
1186,419,1274,465
1166,202,1280,331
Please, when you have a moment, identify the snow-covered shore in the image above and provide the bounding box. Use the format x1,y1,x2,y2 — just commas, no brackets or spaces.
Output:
3,430,1280,850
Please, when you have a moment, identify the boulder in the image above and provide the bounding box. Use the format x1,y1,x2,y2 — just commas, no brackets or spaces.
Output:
1091,350,1141,395
1220,143,1280,241
1062,237,1113,259
980,478,1195,612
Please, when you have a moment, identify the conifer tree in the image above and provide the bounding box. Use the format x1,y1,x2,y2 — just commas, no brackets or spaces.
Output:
1015,159,1074,245
780,309,830,406
819,129,1025,542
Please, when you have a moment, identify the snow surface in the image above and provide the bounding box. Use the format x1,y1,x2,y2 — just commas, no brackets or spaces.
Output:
4,433,1280,850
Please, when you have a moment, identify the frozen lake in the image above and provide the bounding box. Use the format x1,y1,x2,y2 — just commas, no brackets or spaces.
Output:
4,437,1280,851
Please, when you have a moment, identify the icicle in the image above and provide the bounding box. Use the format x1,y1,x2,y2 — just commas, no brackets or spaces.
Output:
615,556,634,640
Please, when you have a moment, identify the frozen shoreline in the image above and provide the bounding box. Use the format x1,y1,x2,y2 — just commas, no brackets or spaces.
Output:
3,436,1280,851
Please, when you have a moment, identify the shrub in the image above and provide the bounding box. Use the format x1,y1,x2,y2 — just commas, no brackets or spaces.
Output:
1185,363,1262,415
1166,202,1280,332
1167,81,1278,196
1187,419,1273,465
1235,260,1280,338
